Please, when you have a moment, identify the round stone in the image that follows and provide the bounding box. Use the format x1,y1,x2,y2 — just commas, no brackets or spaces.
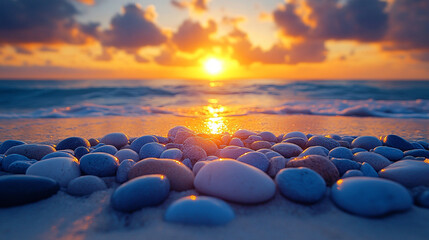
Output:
5,144,56,160
360,162,378,177
139,142,166,159
0,175,59,207
404,149,429,158
258,131,277,142
183,136,217,156
88,138,99,147
92,145,118,155
351,136,382,150
165,195,235,225
379,160,429,188
250,141,272,150
353,152,391,172
115,149,139,162
331,158,361,176
128,158,194,191
287,155,339,186
130,135,158,153
237,151,269,172
56,137,90,151
271,143,303,158
229,138,244,147
41,151,76,161
282,137,307,149
351,148,367,154
74,146,90,160
233,129,257,139
331,177,413,217
26,157,81,188
193,161,208,175
283,131,308,141
373,146,404,161
299,146,329,157
160,148,183,161
306,136,340,150
173,129,195,144
219,146,253,159
111,174,170,212
8,161,33,174
2,154,30,172
382,135,414,151
267,156,286,178
329,147,353,160
79,153,119,177
100,132,129,149
342,169,364,178
0,140,26,154
168,126,193,138
416,190,429,208
67,175,107,196
116,159,136,183
182,145,207,165
194,159,276,204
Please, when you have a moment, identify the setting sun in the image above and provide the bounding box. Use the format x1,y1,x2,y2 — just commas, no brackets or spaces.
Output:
204,58,223,75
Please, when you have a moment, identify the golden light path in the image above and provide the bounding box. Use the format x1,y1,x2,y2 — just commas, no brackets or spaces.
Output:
203,98,229,135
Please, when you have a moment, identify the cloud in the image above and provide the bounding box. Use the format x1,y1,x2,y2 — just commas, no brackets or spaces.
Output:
134,54,150,63
273,3,310,37
75,0,95,5
171,0,210,13
411,52,429,62
39,46,59,52
100,4,167,51
287,39,326,64
172,19,217,53
0,0,94,45
14,46,33,55
154,49,197,66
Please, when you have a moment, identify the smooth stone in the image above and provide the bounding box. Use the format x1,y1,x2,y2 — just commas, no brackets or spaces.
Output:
8,161,32,174
267,156,286,177
410,142,424,149
342,136,355,143
26,157,80,188
237,151,269,172
379,160,429,188
5,144,56,160
182,145,207,165
351,148,367,154
258,131,277,142
299,146,329,157
353,152,391,172
92,145,118,155
416,190,429,208
116,159,136,183
221,135,231,145
193,161,208,175
331,177,413,217
174,130,195,144
382,135,414,151
128,158,194,191
168,126,193,138
194,159,276,204
219,146,253,159
338,141,351,148
101,132,129,149
74,146,90,159
326,134,342,140
329,147,353,160
0,140,26,154
205,156,219,161
56,137,90,151
80,153,119,177
67,175,107,196
233,129,257,139
0,175,59,207
88,138,99,147
417,141,429,149
244,135,263,145
331,158,361,176
41,151,75,161
160,148,183,160
250,141,272,150
111,174,170,212
283,131,308,141
282,137,307,149
360,162,379,177
342,170,364,178
271,143,303,158
373,146,404,161
263,150,283,160
182,158,193,170
276,167,326,204
139,142,166,159
2,154,30,172
351,136,382,150
306,136,340,150
115,149,139,162
165,195,235,225
130,135,159,153
183,136,218,156
165,143,183,150
287,155,339,186
229,138,244,147
404,149,429,158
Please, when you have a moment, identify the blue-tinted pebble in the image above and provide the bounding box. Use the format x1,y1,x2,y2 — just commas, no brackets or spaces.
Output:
299,146,329,157
404,149,429,158
130,135,158,153
271,143,303,158
2,154,30,172
351,148,367,154
353,152,391,171
219,146,253,159
281,137,307,149
258,131,277,142
416,191,429,208
351,136,382,150
56,137,90,150
373,146,403,161
0,175,59,207
115,149,139,162
262,150,283,160
267,156,287,177
341,136,355,144
382,135,414,151
26,157,81,187
331,158,361,176
165,196,235,225
80,153,119,177
5,144,56,160
67,175,107,196
8,161,32,174
0,140,26,154
417,141,429,150
229,138,244,147
360,162,378,177
100,132,129,149
94,143,105,148
182,158,193,170
305,136,340,150
342,169,364,178
379,160,429,188
74,146,90,159
160,148,183,160
237,151,269,172
329,147,353,160
284,131,308,141
88,138,99,147
116,159,136,183
326,134,342,140
41,151,75,160
92,145,118,155
410,142,424,149
338,141,350,148
111,174,170,212
155,136,169,144
139,142,166,159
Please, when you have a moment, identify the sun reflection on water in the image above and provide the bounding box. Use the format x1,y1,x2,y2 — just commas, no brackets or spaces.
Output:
203,98,229,135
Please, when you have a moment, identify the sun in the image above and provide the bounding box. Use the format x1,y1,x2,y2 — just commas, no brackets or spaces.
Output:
203,58,223,75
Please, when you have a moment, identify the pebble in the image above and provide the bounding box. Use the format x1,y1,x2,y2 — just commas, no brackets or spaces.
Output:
283,131,308,141
56,137,90,151
351,136,382,150
111,174,170,212
194,159,276,204
182,158,193,170
237,151,270,172
2,154,30,172
326,134,342,140
233,129,257,139
193,161,208,175
0,140,26,154
67,175,107,196
160,148,183,160
360,162,378,177
351,148,367,154
299,146,329,157
5,144,56,160
139,142,166,159
331,177,413,217
403,149,429,158
267,156,287,177
116,159,136,183
182,145,207,165
353,152,391,172
271,143,303,158
287,155,339,186
168,126,193,139
276,167,326,204
88,138,99,147
305,136,340,150
250,141,272,150
282,137,307,149
183,137,218,156
74,146,90,159
129,135,158,153
100,132,129,149
382,134,414,151
128,158,194,191
41,151,75,160
26,157,81,188
92,145,118,155
229,138,244,147
115,149,139,162
373,146,404,161
416,190,429,208
342,169,364,178
219,146,253,159
8,161,33,174
165,195,235,225
338,141,350,148
258,131,277,142
80,153,119,177
0,175,59,207
417,141,429,149
329,147,353,160
379,160,429,188
331,158,361,176
174,130,195,144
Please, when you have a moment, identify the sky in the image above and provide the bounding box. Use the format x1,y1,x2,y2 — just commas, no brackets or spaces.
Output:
0,0,428,80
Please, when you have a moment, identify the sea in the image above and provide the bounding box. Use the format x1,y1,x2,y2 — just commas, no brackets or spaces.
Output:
0,79,428,119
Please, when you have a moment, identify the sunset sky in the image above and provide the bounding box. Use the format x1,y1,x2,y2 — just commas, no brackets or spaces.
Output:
0,0,428,80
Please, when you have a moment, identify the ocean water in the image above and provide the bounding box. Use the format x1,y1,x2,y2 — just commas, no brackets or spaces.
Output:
0,79,428,119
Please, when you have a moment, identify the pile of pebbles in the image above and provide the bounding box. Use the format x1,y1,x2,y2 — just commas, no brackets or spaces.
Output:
1,126,429,224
